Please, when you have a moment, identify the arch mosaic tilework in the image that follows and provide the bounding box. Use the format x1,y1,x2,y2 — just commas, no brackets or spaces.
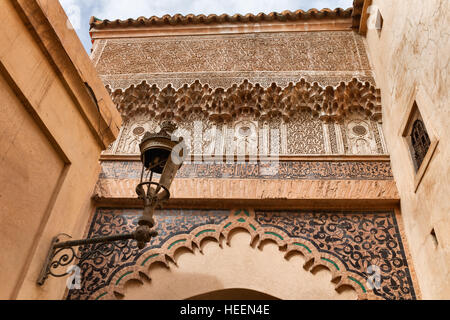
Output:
65,208,417,300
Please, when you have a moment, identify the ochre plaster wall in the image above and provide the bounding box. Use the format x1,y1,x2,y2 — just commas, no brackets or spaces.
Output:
0,0,121,299
365,0,449,299
0,72,66,299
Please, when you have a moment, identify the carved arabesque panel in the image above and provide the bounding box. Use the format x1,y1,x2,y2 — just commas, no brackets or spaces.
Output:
287,112,325,154
96,32,370,76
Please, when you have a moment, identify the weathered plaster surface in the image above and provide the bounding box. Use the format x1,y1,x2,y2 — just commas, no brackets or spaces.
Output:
366,0,449,299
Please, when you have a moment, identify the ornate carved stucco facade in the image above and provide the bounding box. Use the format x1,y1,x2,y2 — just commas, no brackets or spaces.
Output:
94,23,385,158
61,0,450,300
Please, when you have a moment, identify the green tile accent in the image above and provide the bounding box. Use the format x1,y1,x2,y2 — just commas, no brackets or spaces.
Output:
116,271,133,286
293,242,311,253
321,257,340,270
265,231,283,240
224,222,232,229
348,276,367,293
168,239,186,250
250,224,257,231
293,242,312,253
95,292,107,300
234,209,249,217
237,218,246,223
195,229,215,237
141,253,160,266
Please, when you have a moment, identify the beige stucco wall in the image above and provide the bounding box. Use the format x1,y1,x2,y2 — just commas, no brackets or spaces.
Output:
0,0,121,299
365,0,449,299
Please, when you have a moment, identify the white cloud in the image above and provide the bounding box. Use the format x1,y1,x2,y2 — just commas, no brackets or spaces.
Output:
87,0,353,20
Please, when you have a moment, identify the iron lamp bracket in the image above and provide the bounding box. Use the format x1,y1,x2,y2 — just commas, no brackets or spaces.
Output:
36,227,157,286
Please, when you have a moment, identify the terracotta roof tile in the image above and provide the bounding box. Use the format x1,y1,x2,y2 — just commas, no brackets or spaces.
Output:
89,7,356,30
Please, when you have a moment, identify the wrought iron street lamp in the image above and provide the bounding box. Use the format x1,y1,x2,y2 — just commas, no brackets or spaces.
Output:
135,121,184,248
37,121,184,285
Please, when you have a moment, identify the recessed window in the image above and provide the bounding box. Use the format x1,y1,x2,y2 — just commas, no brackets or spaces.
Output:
375,10,384,32
430,228,438,248
405,103,431,172
410,119,431,170
400,100,439,191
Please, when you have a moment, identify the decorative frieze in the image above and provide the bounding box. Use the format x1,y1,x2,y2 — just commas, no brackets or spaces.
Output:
93,159,398,203
100,71,375,93
99,160,394,180
95,32,371,77
94,31,374,90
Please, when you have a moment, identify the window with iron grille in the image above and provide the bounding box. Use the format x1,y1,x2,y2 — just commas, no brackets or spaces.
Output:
410,119,431,170
401,100,438,190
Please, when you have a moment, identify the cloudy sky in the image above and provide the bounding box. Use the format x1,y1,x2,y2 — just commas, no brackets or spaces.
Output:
59,0,354,52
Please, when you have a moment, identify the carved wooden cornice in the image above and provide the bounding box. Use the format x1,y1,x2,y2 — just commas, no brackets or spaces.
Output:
107,78,382,123
352,0,365,29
